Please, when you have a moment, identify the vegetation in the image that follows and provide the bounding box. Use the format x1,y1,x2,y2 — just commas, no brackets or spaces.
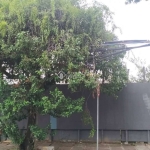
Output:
128,56,150,82
0,0,128,149
126,0,148,4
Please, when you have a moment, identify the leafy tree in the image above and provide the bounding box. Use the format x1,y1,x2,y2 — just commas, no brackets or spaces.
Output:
0,0,128,149
125,0,148,4
128,56,150,82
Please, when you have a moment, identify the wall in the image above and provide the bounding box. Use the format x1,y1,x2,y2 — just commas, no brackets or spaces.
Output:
53,83,150,142
2,83,150,142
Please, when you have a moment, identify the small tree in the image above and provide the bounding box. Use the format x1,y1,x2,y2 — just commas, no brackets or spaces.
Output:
0,0,128,149
128,56,150,82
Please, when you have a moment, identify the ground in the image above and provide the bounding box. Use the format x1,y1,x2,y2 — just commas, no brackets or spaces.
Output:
1,141,150,150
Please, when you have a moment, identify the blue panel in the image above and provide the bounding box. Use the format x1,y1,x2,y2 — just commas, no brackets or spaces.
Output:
50,116,57,129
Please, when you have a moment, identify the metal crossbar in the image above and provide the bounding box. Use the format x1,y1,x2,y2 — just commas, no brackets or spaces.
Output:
90,40,150,63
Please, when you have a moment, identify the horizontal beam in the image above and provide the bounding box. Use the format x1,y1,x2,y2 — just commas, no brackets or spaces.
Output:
103,40,150,45
92,43,150,61
94,43,150,53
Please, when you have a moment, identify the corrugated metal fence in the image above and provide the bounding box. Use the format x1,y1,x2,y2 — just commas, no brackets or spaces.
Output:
1,83,150,143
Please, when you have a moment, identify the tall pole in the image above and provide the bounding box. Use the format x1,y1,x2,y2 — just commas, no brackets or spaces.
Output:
97,83,100,150
93,39,150,150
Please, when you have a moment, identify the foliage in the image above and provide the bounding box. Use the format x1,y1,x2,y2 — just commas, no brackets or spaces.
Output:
98,60,128,97
30,125,50,141
125,0,148,4
81,106,95,137
128,56,150,82
0,0,128,149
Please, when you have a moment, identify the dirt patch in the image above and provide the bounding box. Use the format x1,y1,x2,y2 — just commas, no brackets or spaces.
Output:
0,141,17,150
0,140,149,150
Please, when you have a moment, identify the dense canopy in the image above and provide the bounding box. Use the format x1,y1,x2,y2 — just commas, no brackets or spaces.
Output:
0,0,128,149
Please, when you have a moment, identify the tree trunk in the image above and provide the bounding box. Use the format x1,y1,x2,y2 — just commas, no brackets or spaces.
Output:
19,111,36,150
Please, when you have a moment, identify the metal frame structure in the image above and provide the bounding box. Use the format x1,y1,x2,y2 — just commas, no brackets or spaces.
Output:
93,40,150,62
96,40,150,150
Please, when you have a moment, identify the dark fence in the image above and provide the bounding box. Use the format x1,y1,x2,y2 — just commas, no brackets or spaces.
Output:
2,83,150,143
52,83,150,143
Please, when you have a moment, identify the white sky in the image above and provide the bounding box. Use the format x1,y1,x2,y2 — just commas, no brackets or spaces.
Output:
88,0,150,76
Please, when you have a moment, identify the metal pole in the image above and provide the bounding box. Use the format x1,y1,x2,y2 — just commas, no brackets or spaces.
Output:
97,94,99,150
97,84,100,150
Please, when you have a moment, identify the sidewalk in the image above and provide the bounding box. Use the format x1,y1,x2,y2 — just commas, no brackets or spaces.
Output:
52,142,150,150
1,141,150,150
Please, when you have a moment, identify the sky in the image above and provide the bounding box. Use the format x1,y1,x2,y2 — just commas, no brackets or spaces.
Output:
87,0,150,76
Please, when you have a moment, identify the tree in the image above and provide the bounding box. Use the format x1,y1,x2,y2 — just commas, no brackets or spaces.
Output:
128,56,150,82
125,0,148,4
126,0,141,3
0,0,128,150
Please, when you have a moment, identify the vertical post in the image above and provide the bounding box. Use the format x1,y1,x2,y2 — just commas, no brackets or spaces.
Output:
0,131,1,142
101,130,103,143
97,83,100,150
148,130,149,143
120,130,122,143
97,95,99,150
125,130,128,144
77,130,80,142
